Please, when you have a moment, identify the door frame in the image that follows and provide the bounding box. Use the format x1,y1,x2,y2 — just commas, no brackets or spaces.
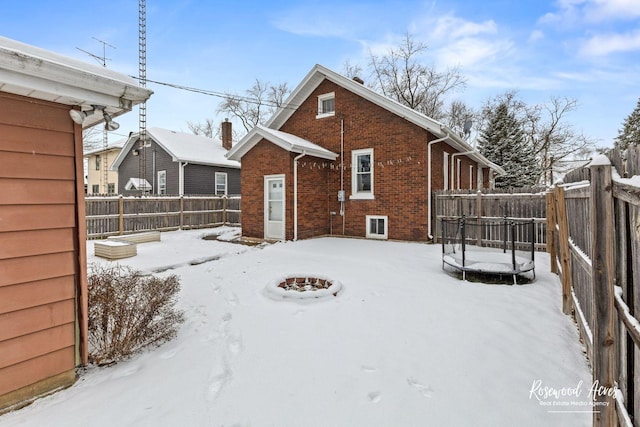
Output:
264,174,285,240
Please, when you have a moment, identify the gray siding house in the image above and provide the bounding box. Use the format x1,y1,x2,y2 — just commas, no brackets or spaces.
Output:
112,124,240,196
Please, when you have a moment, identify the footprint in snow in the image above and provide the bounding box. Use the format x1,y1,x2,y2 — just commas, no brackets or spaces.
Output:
368,391,382,403
227,292,239,307
361,365,377,373
221,312,232,323
158,347,179,359
407,377,434,398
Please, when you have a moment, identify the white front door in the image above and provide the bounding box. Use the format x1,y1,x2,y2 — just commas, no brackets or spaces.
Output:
264,175,285,240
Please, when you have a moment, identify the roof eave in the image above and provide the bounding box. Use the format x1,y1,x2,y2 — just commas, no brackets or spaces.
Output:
0,45,152,129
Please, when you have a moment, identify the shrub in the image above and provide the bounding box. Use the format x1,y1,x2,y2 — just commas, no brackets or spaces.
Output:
87,264,185,365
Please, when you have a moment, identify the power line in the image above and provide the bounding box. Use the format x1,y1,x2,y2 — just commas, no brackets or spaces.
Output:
129,76,303,112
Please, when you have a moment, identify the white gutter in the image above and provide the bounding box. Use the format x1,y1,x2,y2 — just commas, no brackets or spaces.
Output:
293,151,307,241
179,162,189,195
451,151,475,190
427,133,450,240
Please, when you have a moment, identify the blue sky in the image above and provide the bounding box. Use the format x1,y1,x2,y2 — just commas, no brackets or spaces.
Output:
2,0,639,148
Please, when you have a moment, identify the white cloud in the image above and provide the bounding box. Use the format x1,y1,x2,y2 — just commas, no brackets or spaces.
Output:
579,29,640,56
583,0,640,22
430,14,498,40
434,37,513,69
529,30,545,42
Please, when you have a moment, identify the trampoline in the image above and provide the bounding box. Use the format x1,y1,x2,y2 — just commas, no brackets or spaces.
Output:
441,216,536,284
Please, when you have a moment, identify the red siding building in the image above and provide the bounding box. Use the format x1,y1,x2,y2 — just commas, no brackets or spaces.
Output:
0,36,152,412
227,64,503,242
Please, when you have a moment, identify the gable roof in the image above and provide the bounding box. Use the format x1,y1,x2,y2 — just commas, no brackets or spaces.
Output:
112,127,240,170
261,64,503,174
0,36,152,128
124,177,151,191
227,124,338,161
84,139,127,157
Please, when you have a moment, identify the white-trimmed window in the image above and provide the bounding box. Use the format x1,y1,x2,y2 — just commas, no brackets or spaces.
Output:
158,170,167,195
215,172,228,195
456,158,462,190
351,148,374,199
95,155,101,171
469,165,474,189
443,152,449,190
317,92,335,118
366,215,388,240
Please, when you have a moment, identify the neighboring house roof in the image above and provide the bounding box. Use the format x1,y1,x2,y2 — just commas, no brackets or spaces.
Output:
232,63,503,174
227,124,338,161
0,36,152,128
83,139,127,157
124,177,152,191
111,127,241,170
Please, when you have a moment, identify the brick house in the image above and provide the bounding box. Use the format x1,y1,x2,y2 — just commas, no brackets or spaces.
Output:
227,64,503,242
111,122,240,196
0,36,151,412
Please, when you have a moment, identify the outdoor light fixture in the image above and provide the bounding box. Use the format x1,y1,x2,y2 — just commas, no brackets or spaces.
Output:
68,105,120,131
132,149,140,156
103,111,120,131
69,108,96,124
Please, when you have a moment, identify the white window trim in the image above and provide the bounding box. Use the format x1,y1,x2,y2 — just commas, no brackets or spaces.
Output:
316,92,335,119
443,152,449,190
157,170,167,195
456,158,462,190
350,148,374,200
366,215,388,240
215,172,228,195
469,165,474,189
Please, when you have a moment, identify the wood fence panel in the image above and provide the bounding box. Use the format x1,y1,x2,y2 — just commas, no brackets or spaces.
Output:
85,196,241,239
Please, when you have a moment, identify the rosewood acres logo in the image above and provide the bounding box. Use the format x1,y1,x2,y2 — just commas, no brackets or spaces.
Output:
529,379,617,411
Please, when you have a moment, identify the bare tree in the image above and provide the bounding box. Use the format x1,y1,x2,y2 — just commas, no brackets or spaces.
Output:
443,100,477,140
480,91,595,184
525,97,595,184
217,79,291,133
368,33,466,121
187,118,217,139
83,125,103,152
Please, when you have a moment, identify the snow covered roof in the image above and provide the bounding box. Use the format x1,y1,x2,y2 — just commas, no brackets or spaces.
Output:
0,36,152,128
124,177,151,191
227,124,338,161
112,127,240,170
84,138,127,157
263,64,504,175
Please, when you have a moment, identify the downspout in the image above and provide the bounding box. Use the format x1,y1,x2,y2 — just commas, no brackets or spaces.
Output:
427,133,450,240
179,162,189,196
451,151,475,190
340,118,345,235
293,151,307,241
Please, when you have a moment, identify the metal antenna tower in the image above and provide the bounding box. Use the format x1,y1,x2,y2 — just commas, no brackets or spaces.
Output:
138,0,148,195
77,38,115,194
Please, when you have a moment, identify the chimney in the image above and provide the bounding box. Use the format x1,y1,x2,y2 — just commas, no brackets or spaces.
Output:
353,76,364,85
221,118,232,150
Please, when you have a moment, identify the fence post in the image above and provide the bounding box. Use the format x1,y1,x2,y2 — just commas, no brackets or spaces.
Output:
179,196,184,230
118,195,124,235
222,195,228,225
476,190,482,246
555,186,573,315
546,191,558,273
590,158,615,427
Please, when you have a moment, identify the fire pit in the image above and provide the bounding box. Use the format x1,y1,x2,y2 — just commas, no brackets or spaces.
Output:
265,275,342,300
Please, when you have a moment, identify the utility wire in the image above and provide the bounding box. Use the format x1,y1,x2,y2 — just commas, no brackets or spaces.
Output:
129,75,303,112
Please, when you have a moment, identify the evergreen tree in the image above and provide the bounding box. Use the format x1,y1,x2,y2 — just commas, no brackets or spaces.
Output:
478,102,539,188
615,98,640,150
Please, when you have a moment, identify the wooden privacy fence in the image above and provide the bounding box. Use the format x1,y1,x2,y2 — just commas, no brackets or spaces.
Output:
433,189,547,250
547,145,640,427
85,195,241,239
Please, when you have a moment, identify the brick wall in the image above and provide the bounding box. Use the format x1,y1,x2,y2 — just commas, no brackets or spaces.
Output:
240,79,487,242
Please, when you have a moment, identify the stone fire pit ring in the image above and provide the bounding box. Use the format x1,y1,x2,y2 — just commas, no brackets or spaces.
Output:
265,274,342,301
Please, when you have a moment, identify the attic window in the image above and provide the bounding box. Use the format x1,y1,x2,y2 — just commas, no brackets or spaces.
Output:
317,92,335,118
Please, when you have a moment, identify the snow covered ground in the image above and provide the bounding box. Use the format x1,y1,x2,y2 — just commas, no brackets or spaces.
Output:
1,227,592,427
